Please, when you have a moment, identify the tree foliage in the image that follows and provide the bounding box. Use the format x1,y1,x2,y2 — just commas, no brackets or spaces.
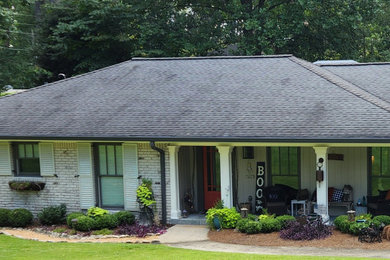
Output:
2,0,390,89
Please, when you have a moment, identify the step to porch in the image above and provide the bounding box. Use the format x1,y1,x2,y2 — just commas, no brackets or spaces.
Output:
170,214,207,225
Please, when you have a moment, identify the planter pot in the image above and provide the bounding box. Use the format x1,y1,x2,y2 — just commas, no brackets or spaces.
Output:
9,181,45,191
138,206,154,226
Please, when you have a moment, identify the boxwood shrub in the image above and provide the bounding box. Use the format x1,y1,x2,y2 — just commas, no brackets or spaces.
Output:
275,215,296,229
259,217,281,233
0,209,11,227
206,208,240,229
95,214,119,230
115,211,135,226
9,208,33,227
333,215,350,233
66,212,85,228
373,215,390,226
73,216,96,232
38,204,67,225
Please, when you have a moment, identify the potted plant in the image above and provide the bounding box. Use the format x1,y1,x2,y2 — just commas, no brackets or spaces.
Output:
8,181,45,191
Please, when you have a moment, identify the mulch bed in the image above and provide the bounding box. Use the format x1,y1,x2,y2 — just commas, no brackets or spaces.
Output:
209,229,390,250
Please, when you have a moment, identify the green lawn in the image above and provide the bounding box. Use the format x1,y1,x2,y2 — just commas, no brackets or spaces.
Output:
0,235,380,260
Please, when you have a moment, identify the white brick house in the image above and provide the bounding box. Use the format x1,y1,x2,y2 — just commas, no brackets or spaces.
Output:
1,55,390,223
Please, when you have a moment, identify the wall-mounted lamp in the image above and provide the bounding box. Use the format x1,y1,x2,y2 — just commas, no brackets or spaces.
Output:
316,158,324,182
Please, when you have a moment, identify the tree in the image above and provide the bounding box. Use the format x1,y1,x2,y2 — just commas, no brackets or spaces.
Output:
0,0,49,90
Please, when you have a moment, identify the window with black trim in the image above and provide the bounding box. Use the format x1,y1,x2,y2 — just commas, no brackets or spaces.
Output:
370,147,390,196
14,143,40,176
95,144,124,208
269,147,300,189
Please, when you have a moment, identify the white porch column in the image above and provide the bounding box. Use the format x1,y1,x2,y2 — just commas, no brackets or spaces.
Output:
313,146,329,222
216,146,233,208
168,145,181,219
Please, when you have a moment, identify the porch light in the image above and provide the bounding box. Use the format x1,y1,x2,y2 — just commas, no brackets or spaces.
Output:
371,155,375,164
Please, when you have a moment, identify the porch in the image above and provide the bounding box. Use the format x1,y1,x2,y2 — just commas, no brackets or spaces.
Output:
168,144,389,223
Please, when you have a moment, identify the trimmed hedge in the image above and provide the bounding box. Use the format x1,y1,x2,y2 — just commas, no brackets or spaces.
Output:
9,209,33,227
73,216,96,232
66,212,85,228
373,215,390,226
259,218,281,233
0,209,11,227
115,211,135,226
95,214,119,230
38,204,67,225
275,215,296,229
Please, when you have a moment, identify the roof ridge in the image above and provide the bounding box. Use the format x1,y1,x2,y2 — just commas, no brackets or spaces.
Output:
289,56,390,113
320,62,390,67
132,54,293,61
0,59,133,100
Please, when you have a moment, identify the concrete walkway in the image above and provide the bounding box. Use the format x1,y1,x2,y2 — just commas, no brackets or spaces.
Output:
159,225,209,244
160,225,390,258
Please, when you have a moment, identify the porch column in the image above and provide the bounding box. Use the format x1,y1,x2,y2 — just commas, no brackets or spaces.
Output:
216,146,233,208
168,145,181,219
313,146,329,222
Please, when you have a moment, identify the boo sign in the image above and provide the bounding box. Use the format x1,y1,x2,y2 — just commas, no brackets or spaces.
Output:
255,162,265,214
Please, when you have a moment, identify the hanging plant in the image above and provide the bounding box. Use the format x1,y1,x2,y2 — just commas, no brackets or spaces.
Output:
9,181,45,191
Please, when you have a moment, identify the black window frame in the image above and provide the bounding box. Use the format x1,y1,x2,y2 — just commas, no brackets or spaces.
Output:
13,142,41,177
93,143,124,209
267,147,301,189
368,147,390,196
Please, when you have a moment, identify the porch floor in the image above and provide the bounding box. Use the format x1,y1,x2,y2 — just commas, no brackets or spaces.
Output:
170,213,207,225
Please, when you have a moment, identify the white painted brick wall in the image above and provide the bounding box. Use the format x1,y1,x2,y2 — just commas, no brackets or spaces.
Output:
137,143,170,220
0,142,172,221
0,142,80,215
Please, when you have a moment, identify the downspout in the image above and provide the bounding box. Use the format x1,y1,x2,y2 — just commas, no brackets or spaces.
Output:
150,141,166,225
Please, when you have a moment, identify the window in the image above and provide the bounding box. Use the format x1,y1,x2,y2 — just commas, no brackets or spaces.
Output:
269,147,300,189
370,147,390,196
243,147,254,159
14,143,40,176
95,144,124,208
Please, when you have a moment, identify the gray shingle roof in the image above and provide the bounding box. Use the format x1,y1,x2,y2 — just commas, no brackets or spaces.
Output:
321,62,390,105
2,55,390,142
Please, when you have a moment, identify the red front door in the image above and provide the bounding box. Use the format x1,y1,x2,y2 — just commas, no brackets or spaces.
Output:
203,147,221,210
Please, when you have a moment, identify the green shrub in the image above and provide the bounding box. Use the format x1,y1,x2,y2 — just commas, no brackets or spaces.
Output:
349,222,370,235
206,208,240,229
333,215,353,234
9,209,33,227
38,204,67,225
69,229,77,235
92,228,114,236
355,213,372,221
236,218,250,233
66,212,85,228
259,217,281,233
373,215,390,226
244,220,262,234
0,209,11,227
87,207,109,218
94,214,119,229
275,215,296,229
115,211,135,226
73,216,96,232
246,214,258,221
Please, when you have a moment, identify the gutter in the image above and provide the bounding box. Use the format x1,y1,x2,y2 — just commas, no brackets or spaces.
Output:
2,135,390,143
149,141,167,225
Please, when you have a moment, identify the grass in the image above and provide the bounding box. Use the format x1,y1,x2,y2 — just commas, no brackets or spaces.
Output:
0,235,381,260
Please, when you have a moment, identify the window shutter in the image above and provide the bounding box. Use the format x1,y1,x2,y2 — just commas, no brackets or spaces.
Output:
77,143,95,209
39,143,55,177
0,143,12,176
122,144,138,211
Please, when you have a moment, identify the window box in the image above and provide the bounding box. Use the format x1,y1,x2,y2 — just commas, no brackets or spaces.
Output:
8,181,45,191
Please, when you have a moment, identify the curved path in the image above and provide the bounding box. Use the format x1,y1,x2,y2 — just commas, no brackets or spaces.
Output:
159,225,390,259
